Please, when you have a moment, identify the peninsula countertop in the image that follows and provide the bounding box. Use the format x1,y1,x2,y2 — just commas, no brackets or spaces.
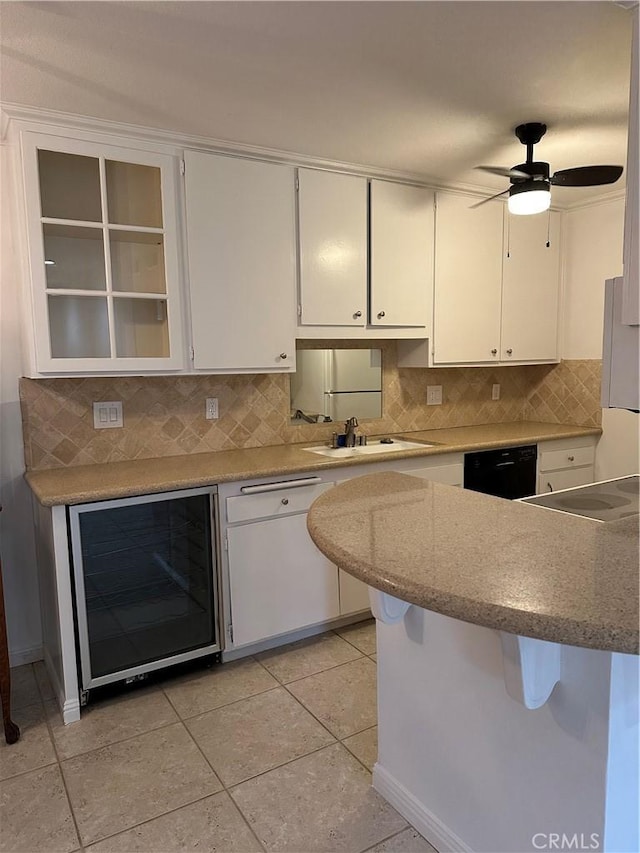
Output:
307,471,639,655
24,421,600,507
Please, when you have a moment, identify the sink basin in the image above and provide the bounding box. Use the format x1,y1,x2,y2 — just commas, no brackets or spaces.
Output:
303,439,435,458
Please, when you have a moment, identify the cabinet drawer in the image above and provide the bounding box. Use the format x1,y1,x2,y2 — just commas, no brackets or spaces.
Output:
538,445,595,473
537,467,594,494
226,482,334,523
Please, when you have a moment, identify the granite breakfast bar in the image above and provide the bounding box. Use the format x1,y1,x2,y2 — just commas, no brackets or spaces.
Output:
307,473,639,853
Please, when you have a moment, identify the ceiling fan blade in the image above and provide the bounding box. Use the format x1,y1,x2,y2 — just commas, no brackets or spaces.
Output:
476,165,530,179
550,165,623,187
469,187,511,209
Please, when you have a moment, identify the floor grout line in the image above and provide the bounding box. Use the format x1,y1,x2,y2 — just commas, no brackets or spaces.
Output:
256,649,367,686
178,718,268,853
273,650,376,689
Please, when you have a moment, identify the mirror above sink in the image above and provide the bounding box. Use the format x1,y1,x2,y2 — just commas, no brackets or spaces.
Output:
290,348,382,425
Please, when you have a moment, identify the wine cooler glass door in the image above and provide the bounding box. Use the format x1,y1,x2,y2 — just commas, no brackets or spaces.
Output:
70,487,220,690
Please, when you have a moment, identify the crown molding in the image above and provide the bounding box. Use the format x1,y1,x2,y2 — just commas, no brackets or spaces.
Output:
0,101,624,212
563,189,626,211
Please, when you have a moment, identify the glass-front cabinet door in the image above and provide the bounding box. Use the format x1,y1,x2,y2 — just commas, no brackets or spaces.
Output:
21,132,185,373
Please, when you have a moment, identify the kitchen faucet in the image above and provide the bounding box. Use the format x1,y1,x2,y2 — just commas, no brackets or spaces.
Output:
344,416,359,447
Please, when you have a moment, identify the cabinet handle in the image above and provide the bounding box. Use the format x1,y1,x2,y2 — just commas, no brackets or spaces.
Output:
377,311,386,319
354,310,362,319
491,349,498,356
281,498,289,506
567,455,575,462
279,353,288,360
506,348,513,356
547,482,553,492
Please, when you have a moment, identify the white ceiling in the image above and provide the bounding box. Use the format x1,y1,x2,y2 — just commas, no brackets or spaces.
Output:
0,1,633,205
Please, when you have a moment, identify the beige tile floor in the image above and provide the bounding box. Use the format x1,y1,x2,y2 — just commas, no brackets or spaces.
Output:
0,621,437,853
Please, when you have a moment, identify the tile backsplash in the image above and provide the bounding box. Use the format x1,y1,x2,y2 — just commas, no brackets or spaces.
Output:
19,343,602,471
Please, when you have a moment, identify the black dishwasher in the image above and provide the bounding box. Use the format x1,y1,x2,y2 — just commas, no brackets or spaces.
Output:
464,445,537,499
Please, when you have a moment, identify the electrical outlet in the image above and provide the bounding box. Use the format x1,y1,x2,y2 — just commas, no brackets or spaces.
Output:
205,397,219,420
426,385,443,406
93,401,123,429
492,384,501,401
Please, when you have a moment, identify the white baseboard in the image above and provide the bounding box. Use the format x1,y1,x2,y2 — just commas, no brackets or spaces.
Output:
9,644,43,668
373,763,472,853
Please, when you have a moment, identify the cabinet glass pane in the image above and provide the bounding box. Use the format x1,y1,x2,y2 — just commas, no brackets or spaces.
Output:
48,295,110,358
106,161,163,227
77,495,215,679
114,297,169,358
43,224,106,291
110,231,166,294
38,150,102,222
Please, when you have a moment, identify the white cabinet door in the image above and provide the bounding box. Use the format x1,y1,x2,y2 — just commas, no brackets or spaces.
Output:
404,463,463,487
227,514,340,648
298,168,367,326
433,193,503,364
184,151,296,371
500,211,561,362
21,133,185,374
339,570,370,616
370,181,434,328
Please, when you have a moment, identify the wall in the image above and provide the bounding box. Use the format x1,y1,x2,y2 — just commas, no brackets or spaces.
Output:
0,141,43,665
563,197,638,479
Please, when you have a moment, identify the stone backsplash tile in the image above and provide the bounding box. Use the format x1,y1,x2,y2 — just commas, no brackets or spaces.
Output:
522,359,602,429
19,345,602,470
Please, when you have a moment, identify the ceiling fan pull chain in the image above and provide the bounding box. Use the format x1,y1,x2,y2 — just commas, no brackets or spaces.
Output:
546,208,551,248
506,210,511,258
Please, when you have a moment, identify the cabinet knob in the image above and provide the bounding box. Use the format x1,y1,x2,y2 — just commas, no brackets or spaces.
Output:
377,311,386,319
491,349,498,356
281,498,289,506
279,353,288,360
354,310,362,319
506,348,513,356
567,455,575,462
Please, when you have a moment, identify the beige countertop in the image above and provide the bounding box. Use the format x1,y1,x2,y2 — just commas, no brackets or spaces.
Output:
307,471,639,655
25,421,601,507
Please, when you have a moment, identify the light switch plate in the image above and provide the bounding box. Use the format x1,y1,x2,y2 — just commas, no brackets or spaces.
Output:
93,401,123,429
426,385,443,406
492,384,501,401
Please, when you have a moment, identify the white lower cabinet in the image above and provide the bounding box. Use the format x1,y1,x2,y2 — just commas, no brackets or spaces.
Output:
338,570,371,616
536,436,597,494
227,513,340,648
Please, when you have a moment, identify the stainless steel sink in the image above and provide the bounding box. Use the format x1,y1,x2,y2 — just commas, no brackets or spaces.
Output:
302,439,435,458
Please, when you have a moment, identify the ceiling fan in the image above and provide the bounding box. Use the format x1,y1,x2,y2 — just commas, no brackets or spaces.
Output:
472,123,623,214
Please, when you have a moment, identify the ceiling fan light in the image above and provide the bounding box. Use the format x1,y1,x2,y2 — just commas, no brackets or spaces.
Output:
508,180,551,215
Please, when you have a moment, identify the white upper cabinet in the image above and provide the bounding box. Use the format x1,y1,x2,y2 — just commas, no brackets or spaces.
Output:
297,168,368,327
21,132,185,374
184,151,297,372
430,191,562,367
501,211,561,362
369,180,434,328
433,193,503,364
